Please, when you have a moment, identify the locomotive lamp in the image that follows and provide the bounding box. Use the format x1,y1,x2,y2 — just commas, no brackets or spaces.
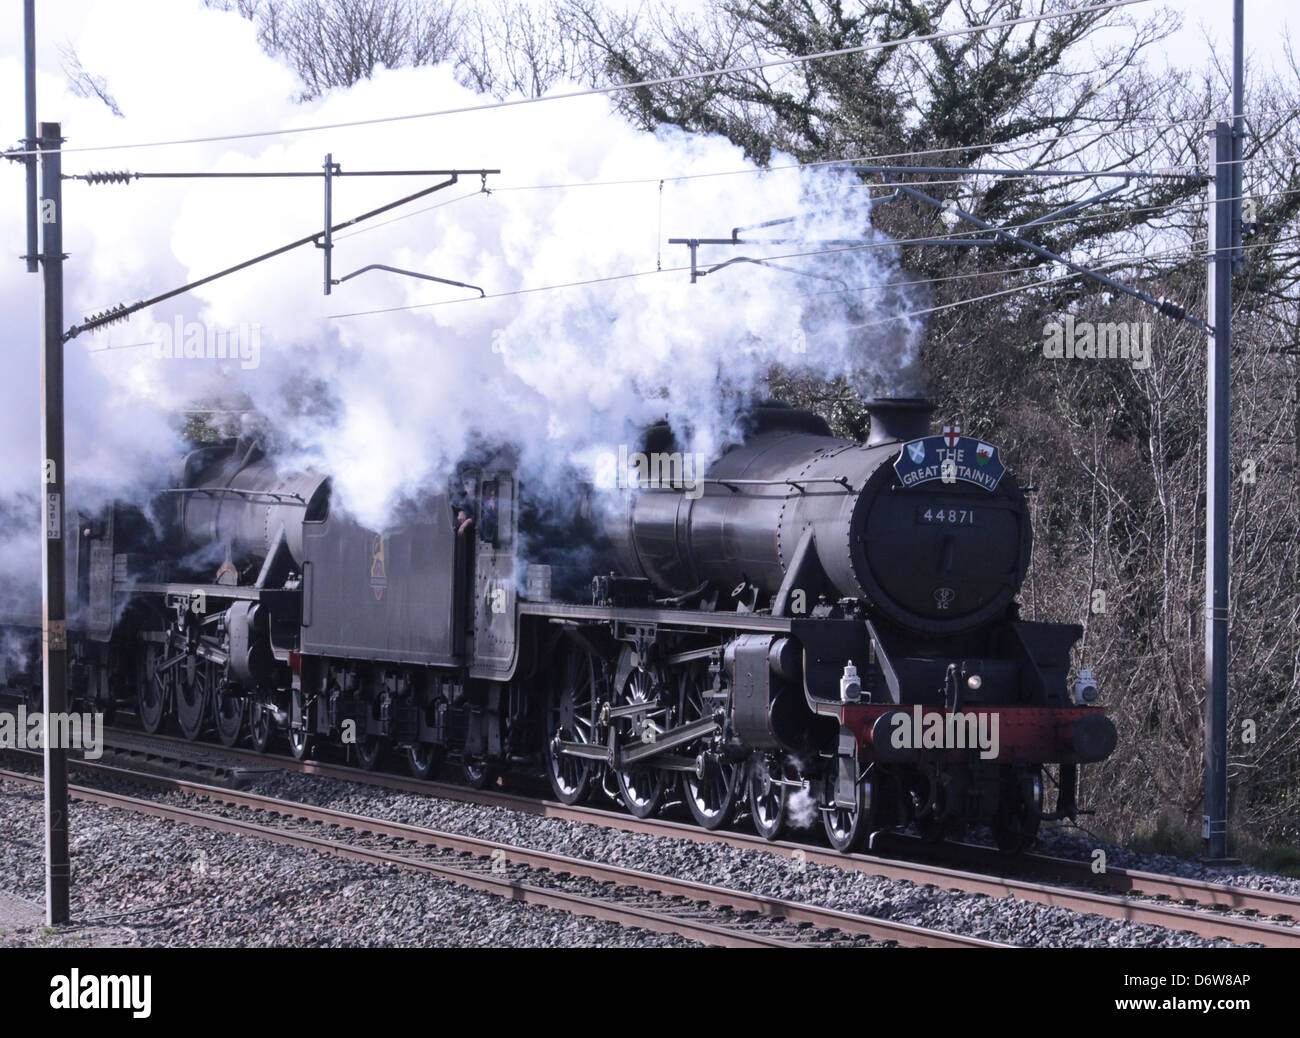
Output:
840,660,862,703
966,674,983,691
1074,668,1099,706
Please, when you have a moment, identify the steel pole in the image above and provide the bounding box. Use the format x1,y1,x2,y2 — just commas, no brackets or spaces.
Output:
38,121,70,924
1203,121,1232,862
23,0,37,272
1231,0,1245,272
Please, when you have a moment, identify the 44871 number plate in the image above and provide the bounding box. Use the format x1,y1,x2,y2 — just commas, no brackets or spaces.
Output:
916,505,975,526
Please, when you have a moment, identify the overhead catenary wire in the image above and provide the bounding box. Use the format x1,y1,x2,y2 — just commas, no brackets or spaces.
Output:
321,234,1206,323
323,170,1176,243
65,172,495,338
801,240,1213,334
317,184,1291,323
56,108,1289,263
72,175,1186,321
52,100,1289,196
800,240,1208,302
52,112,1281,264
65,159,1294,250
253,134,1297,247
87,239,1200,353
64,70,1299,341
333,171,1300,244
66,168,500,182
332,188,486,241
4,0,1158,158
84,235,1214,353
61,117,1249,200
86,218,1298,350
80,177,1290,335
839,243,1207,332
1226,233,1300,254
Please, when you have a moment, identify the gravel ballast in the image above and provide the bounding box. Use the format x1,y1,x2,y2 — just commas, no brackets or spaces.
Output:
228,767,1258,948
1031,824,1300,896
5,751,1292,948
0,777,699,948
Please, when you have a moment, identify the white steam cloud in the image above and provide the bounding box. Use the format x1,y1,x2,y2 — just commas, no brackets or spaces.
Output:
786,784,820,831
0,0,922,610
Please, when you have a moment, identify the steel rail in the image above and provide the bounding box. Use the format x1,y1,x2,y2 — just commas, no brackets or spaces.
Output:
0,767,787,948
25,725,1300,946
1,759,1000,948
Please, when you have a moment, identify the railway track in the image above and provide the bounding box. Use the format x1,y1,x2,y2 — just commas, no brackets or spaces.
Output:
83,725,1300,946
9,720,1300,947
0,754,1001,949
887,835,1300,922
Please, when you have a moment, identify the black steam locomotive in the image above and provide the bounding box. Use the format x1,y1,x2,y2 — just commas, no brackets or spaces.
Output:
11,397,1115,852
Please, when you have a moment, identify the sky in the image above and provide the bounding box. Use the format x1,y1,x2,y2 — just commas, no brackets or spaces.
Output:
0,0,1292,547
1173,0,1293,75
1,1,1294,105
0,0,926,552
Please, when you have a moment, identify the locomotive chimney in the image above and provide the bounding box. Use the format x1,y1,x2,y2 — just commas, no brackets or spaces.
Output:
863,397,934,447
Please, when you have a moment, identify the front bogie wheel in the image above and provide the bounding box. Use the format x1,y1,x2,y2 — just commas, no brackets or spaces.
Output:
749,753,788,841
992,767,1042,853
249,699,276,753
288,726,314,761
823,770,869,854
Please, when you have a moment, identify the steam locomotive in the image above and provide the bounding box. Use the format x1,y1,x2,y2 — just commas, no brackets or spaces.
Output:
7,397,1116,852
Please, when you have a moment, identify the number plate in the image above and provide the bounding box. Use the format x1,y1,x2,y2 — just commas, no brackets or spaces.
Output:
916,506,975,526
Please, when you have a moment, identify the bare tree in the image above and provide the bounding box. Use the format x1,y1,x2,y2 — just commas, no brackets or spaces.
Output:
203,0,267,17
207,0,463,99
453,0,581,98
59,43,124,117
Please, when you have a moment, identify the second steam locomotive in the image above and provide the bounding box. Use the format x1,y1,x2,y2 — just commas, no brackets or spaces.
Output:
17,397,1116,852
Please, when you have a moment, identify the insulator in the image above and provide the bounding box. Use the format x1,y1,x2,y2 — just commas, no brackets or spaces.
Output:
84,303,131,328
83,170,134,185
1155,296,1187,321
